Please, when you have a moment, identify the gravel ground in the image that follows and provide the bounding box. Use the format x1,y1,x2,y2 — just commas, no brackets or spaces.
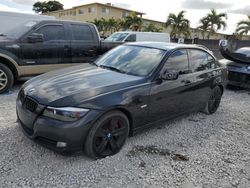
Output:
0,82,249,188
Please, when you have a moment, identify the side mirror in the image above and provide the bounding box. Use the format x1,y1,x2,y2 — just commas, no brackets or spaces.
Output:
27,33,44,43
160,70,179,80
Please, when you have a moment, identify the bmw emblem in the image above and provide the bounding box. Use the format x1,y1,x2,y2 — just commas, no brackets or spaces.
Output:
28,88,36,94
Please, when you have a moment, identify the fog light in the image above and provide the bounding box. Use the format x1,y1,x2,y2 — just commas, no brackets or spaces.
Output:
56,142,67,148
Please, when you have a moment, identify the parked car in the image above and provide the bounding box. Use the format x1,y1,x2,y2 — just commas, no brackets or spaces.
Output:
104,31,170,42
16,42,227,159
101,31,171,52
0,19,115,93
220,41,250,89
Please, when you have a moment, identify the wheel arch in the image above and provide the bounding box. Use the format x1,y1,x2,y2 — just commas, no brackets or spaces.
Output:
0,54,20,79
217,84,224,95
115,107,133,135
99,107,134,136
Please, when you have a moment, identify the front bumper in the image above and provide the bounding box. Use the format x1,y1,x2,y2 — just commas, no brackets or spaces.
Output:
16,94,101,154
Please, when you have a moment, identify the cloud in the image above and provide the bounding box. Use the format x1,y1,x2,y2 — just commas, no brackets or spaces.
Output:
0,4,22,12
182,0,233,10
0,4,33,13
229,6,250,15
12,0,37,5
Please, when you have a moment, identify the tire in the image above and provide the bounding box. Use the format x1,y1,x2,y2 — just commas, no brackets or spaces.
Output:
202,86,222,115
0,63,14,94
85,110,129,159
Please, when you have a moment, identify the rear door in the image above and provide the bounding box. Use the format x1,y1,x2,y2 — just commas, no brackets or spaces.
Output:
187,49,217,110
69,23,99,65
21,23,71,75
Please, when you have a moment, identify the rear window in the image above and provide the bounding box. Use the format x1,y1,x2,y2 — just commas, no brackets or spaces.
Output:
71,24,94,41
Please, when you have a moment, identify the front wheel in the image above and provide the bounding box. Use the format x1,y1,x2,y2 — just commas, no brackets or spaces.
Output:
202,86,222,114
0,63,14,94
85,111,129,159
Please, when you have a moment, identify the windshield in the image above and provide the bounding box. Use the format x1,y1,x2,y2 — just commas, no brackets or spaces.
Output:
104,33,129,42
2,20,38,38
96,45,165,77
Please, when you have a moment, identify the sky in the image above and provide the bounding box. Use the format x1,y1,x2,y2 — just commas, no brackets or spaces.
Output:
0,0,249,34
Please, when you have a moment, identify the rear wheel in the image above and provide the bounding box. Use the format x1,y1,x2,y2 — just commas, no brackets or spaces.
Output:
0,63,14,94
85,111,129,159
202,86,222,114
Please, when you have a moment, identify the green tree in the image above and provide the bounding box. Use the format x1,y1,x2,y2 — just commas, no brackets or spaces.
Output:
236,16,250,35
143,23,163,32
33,1,63,14
202,9,227,38
119,19,130,30
107,17,119,33
91,18,105,33
125,12,143,31
166,11,190,39
197,17,211,39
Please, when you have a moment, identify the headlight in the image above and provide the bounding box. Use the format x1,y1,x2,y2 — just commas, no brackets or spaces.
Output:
43,107,89,122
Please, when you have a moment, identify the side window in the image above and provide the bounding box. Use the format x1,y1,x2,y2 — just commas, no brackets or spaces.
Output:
36,25,65,41
189,50,210,72
208,54,217,69
164,50,189,75
71,24,94,41
125,34,136,42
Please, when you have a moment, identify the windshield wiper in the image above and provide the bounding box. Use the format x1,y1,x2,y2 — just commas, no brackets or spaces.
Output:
89,61,98,66
0,33,6,36
99,65,126,74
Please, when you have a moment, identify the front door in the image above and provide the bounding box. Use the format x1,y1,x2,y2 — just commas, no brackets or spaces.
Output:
149,49,194,122
20,23,71,75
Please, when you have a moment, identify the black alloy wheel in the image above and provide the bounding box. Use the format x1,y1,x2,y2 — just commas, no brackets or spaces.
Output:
85,111,129,159
203,86,222,114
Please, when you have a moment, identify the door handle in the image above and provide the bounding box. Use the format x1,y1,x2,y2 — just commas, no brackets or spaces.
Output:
64,45,70,50
181,80,192,85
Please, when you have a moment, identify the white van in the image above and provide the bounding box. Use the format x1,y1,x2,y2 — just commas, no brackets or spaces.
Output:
104,31,170,43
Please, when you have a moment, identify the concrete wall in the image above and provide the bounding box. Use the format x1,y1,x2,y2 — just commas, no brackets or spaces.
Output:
173,39,250,59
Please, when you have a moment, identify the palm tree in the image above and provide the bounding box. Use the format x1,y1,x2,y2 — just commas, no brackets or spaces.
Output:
143,23,163,32
125,12,143,31
203,9,227,38
107,17,117,34
100,18,109,35
166,11,190,39
236,16,250,35
197,17,211,39
91,18,105,33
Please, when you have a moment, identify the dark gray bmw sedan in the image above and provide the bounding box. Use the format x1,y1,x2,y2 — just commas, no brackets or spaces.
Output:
17,42,227,159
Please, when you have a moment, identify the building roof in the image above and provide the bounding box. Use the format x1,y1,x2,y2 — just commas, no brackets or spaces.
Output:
142,18,165,24
46,2,145,15
74,2,145,14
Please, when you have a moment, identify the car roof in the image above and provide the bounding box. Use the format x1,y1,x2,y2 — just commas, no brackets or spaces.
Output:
34,19,93,25
126,42,210,52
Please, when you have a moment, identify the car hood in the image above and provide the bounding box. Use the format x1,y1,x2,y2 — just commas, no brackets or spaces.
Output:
0,36,15,43
23,65,144,107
